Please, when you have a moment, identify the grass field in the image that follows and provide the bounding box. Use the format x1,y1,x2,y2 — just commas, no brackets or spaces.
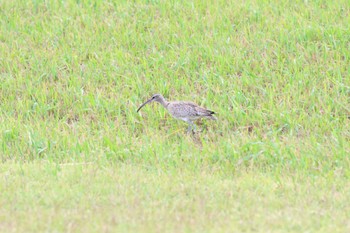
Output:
1,0,349,232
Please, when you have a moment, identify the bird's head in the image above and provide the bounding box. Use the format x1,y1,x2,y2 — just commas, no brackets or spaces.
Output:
137,94,164,112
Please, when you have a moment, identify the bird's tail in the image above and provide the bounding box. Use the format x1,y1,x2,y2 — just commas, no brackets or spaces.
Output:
207,111,217,120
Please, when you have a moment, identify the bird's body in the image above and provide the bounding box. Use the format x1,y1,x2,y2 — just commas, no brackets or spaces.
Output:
167,101,216,121
137,94,216,133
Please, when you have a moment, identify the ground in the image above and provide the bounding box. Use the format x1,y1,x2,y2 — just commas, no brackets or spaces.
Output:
0,0,349,232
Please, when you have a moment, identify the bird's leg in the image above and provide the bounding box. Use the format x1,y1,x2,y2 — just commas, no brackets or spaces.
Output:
186,121,195,134
187,124,191,133
192,123,197,132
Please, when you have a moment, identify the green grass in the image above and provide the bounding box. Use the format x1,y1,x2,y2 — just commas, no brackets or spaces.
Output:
1,162,350,232
0,0,349,232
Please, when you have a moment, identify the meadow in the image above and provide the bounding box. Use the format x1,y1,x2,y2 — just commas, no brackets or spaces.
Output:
0,0,349,232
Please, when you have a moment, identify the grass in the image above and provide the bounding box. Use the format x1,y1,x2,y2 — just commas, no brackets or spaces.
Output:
1,162,350,232
0,0,349,232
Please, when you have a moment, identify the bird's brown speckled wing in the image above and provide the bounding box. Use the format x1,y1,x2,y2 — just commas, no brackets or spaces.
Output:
168,101,215,118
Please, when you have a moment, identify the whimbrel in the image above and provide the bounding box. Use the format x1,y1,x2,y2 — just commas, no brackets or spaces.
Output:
137,94,216,133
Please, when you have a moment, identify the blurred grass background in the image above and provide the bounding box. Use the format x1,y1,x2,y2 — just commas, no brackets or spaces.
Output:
0,0,349,232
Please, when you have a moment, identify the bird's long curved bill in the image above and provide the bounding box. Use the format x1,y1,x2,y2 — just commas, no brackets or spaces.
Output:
137,99,152,112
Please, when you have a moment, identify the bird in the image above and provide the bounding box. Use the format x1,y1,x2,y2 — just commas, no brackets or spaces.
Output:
137,94,216,133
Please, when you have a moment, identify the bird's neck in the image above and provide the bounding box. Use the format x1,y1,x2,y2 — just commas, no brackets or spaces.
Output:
158,97,169,109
